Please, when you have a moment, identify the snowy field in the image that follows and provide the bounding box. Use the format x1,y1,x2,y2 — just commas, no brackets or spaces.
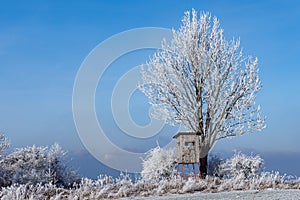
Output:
127,189,300,200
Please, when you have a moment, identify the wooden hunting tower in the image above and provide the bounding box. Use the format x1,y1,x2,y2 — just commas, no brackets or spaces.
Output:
173,132,201,179
173,132,200,164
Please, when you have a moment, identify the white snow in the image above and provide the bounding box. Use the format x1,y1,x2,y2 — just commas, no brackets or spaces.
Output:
125,189,300,200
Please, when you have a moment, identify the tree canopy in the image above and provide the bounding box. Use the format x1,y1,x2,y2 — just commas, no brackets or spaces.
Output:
139,10,266,158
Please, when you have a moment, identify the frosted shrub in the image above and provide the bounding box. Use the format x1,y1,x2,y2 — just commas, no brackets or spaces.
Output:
208,154,223,177
0,133,9,187
0,133,9,156
0,143,78,187
47,143,78,187
220,152,263,180
141,146,176,181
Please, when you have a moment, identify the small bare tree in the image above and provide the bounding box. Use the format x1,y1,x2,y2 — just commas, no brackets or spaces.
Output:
139,10,266,177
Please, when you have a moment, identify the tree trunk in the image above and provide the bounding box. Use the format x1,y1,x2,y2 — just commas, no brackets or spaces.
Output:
200,155,208,178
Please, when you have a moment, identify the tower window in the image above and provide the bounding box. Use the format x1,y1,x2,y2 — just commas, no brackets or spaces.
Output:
185,142,195,146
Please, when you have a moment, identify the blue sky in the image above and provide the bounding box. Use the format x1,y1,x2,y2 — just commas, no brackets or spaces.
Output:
0,0,300,176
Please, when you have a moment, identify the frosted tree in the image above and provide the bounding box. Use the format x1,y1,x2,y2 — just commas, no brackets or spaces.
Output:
0,133,9,156
139,10,265,177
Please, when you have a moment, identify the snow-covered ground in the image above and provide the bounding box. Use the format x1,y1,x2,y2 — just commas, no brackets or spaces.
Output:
127,189,300,200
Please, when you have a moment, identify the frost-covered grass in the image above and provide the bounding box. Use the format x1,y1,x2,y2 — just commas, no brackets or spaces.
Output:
1,173,300,199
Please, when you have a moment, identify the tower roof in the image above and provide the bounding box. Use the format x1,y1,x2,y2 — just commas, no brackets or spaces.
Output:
172,132,198,139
